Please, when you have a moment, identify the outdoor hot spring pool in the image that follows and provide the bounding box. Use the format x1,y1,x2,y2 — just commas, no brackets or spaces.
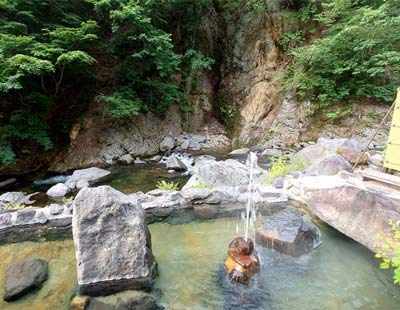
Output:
0,208,399,310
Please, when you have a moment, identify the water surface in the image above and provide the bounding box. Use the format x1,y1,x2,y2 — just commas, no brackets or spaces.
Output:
0,213,398,309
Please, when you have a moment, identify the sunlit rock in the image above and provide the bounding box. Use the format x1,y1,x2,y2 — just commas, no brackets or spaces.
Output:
225,237,260,285
73,186,156,296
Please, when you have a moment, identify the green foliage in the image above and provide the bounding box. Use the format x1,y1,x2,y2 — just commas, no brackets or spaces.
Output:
97,87,141,118
0,0,97,165
0,0,213,165
4,203,25,210
264,155,305,184
375,220,400,285
191,180,213,189
62,196,74,204
156,180,180,191
285,0,400,111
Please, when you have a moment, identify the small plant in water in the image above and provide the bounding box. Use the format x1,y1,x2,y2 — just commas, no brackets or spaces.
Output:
156,180,179,191
375,220,400,285
264,155,305,184
4,203,25,210
191,180,213,189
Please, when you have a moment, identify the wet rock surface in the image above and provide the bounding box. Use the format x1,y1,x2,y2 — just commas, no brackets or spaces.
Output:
303,184,400,252
225,237,260,285
3,259,48,301
73,186,155,296
256,210,321,257
85,290,162,310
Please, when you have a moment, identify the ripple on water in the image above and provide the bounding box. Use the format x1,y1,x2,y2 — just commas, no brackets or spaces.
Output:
149,217,400,310
0,216,398,310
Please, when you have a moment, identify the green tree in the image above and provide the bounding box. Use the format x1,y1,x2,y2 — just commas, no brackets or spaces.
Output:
285,0,400,112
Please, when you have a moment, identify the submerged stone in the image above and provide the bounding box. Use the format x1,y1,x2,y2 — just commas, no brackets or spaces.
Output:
86,290,162,310
72,186,155,296
256,210,321,257
3,259,48,301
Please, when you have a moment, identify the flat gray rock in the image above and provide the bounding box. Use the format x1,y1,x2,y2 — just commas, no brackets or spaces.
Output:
305,185,400,252
73,186,155,296
69,167,111,184
4,259,48,301
0,192,26,204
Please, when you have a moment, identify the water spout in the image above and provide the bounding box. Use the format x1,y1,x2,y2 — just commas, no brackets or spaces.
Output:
244,152,258,242
225,152,260,284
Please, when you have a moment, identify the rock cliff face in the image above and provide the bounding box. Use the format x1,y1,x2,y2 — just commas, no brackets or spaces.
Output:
51,105,182,172
219,11,297,145
50,3,392,172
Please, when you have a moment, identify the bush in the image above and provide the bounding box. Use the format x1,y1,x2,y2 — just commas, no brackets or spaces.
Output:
156,180,180,191
285,0,400,111
264,155,305,184
375,220,400,285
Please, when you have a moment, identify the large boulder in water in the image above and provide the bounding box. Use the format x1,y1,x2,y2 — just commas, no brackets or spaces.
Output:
72,186,155,296
256,210,321,257
46,183,70,198
303,183,400,252
306,154,352,176
184,159,259,189
69,167,111,185
3,259,48,301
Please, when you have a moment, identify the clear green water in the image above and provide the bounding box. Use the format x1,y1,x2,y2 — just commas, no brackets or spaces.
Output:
0,240,76,310
0,214,399,309
151,217,400,310
101,163,189,194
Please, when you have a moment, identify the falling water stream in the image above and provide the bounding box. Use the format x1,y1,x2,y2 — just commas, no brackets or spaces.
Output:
243,152,259,242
